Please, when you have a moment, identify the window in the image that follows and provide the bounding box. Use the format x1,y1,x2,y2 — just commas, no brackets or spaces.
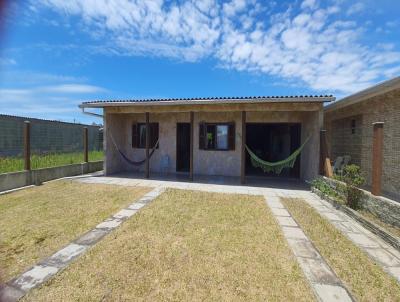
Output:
132,123,159,148
351,119,356,134
199,122,235,150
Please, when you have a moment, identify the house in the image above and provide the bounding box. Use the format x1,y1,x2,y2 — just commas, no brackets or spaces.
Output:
324,77,400,200
80,95,334,183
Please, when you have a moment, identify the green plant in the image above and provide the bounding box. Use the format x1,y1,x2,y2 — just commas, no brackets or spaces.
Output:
310,178,344,203
341,165,365,209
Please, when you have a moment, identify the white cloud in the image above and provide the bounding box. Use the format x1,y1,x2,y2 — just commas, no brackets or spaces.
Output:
31,0,400,94
38,84,106,94
347,2,365,15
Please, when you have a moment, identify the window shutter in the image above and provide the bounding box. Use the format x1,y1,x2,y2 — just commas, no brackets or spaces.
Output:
199,122,205,150
150,123,159,148
132,124,138,148
228,122,235,150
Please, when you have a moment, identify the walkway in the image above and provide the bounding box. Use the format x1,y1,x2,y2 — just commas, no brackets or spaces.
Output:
0,187,164,302
2,172,400,301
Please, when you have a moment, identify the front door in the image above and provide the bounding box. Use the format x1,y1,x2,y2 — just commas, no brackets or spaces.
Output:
176,123,191,172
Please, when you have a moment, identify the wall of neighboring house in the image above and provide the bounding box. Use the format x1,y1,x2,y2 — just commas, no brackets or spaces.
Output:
324,88,400,200
104,106,323,181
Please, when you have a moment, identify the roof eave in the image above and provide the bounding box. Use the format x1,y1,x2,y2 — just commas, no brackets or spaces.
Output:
79,97,335,108
325,76,400,112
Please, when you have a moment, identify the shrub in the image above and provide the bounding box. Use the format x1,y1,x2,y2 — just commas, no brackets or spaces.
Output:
311,178,345,203
340,165,365,209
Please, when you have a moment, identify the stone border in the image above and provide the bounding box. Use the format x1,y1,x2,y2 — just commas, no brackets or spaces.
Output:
264,195,354,302
0,187,164,302
305,192,400,283
312,187,400,252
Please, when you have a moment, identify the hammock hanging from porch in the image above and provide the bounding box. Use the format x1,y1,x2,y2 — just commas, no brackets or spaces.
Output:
109,131,159,166
245,136,311,174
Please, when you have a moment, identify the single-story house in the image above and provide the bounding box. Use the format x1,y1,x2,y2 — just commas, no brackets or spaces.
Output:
80,95,334,183
324,76,400,200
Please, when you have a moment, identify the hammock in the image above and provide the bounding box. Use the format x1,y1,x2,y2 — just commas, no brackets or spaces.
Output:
245,136,310,174
110,131,159,166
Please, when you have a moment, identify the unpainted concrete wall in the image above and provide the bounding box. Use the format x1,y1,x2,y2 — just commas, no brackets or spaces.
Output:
0,161,103,192
104,109,322,181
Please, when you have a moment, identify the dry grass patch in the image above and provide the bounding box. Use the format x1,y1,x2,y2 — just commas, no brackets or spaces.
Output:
282,198,400,302
0,180,150,281
24,189,314,302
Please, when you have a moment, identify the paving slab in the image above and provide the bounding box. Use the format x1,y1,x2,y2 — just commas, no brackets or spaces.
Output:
128,203,146,210
287,239,321,259
364,248,400,267
346,232,380,248
276,216,298,227
313,284,353,302
270,208,291,217
386,267,400,282
322,212,345,222
113,209,137,220
75,228,109,246
12,265,59,292
41,244,87,268
96,218,123,230
281,226,308,240
297,257,340,285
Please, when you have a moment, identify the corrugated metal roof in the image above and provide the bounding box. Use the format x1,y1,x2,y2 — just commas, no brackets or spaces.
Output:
80,95,335,107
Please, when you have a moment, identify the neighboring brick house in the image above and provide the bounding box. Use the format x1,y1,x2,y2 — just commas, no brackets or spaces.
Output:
324,77,400,201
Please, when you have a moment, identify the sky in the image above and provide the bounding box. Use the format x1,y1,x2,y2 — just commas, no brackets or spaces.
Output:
0,0,399,124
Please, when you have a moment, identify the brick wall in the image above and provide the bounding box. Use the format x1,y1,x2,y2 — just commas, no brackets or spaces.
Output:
325,89,400,200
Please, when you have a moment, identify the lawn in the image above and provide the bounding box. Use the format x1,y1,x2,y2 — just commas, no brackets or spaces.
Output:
0,180,150,282
24,189,314,302
0,151,104,174
282,198,400,302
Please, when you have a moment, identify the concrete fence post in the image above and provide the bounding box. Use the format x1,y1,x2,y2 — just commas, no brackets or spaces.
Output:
372,122,384,196
24,121,31,171
83,127,89,163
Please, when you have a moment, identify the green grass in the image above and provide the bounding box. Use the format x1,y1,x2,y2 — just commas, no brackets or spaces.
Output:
0,151,104,174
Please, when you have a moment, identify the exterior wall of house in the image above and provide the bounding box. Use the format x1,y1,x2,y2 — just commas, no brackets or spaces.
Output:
324,88,400,200
104,107,323,181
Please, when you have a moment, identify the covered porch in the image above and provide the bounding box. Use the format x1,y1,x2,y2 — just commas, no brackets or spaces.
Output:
80,96,333,184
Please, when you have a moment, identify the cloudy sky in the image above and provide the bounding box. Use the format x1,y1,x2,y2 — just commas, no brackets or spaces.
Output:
0,0,399,124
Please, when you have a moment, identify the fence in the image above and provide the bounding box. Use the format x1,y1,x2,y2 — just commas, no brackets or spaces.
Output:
0,115,103,174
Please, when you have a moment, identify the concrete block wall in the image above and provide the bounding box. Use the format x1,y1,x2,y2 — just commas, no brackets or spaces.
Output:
325,88,400,200
104,109,322,181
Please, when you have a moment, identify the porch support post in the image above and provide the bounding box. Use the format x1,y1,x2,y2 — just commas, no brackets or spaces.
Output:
372,122,384,196
145,112,150,179
320,129,332,177
189,111,194,181
241,111,246,184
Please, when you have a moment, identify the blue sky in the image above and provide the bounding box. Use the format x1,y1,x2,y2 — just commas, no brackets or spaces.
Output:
0,0,399,124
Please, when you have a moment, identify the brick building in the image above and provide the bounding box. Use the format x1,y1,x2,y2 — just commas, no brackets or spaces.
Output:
324,77,400,201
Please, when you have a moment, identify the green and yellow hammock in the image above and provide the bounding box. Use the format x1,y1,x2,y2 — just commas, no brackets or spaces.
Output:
245,136,310,175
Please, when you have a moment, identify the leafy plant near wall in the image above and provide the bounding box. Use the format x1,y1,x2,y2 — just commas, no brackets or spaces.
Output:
311,178,345,204
334,165,365,209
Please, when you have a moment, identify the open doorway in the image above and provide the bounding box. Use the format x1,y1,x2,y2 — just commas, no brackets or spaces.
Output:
246,123,301,178
176,123,191,172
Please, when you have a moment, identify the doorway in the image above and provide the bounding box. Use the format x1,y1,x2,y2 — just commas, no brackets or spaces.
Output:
245,123,301,178
176,123,191,172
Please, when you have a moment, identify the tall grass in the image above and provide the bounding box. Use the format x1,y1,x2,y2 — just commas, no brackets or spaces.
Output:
0,151,104,174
